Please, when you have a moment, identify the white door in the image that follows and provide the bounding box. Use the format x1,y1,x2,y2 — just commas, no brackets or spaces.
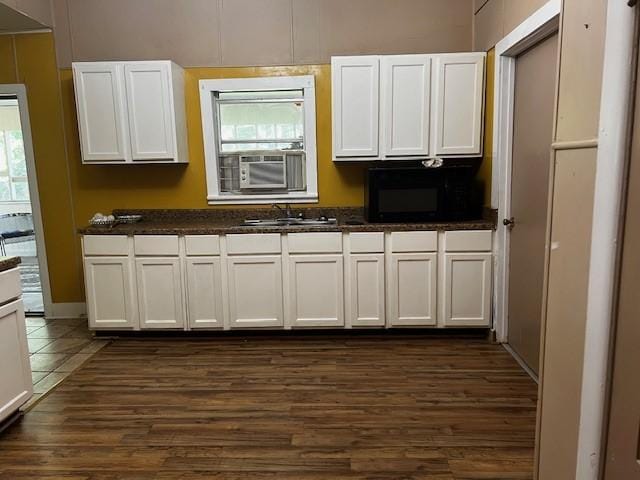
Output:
348,254,385,327
381,55,431,157
185,257,224,329
388,253,437,326
124,62,175,161
288,255,344,327
84,256,136,329
332,56,380,158
443,253,492,327
433,54,485,156
135,257,184,329
227,256,284,328
72,63,129,162
0,299,32,422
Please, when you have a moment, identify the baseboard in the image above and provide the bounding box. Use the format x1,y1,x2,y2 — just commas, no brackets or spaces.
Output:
46,302,87,319
502,343,539,383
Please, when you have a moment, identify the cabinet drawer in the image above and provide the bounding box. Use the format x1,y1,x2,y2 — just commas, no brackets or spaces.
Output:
288,232,342,254
83,235,129,256
0,268,21,305
185,235,220,256
226,234,281,255
134,235,180,256
444,230,492,252
350,232,384,253
390,231,437,252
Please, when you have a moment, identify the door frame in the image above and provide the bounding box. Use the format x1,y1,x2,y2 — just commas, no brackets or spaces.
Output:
0,84,53,317
491,0,561,342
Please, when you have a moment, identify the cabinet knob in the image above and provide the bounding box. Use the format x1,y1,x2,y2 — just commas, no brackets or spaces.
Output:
503,217,516,229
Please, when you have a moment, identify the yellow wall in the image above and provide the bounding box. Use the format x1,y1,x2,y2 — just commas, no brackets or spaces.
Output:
478,48,494,206
0,33,83,303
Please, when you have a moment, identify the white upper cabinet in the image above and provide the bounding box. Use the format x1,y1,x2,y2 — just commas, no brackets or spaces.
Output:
332,56,380,158
73,61,187,164
73,63,129,162
381,55,431,157
332,52,485,161
124,63,176,161
433,54,485,156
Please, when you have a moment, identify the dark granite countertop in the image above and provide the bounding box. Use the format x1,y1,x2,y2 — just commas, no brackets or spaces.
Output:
0,256,21,273
78,208,496,236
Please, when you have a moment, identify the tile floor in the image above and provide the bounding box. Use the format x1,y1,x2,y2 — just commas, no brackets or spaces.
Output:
23,317,109,410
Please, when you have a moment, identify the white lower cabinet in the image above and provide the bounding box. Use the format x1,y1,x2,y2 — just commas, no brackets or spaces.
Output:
348,254,385,327
288,255,344,327
185,257,224,329
85,256,137,329
227,255,284,328
443,253,492,327
135,257,185,329
82,230,493,332
389,253,438,326
0,298,32,422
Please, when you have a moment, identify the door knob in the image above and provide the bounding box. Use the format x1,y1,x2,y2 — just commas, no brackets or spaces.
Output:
503,217,516,229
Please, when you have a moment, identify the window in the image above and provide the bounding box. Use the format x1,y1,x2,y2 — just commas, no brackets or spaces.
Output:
0,99,29,202
200,76,318,204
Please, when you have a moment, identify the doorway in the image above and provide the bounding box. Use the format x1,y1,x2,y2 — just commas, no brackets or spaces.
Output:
505,33,559,376
491,0,561,366
0,85,51,316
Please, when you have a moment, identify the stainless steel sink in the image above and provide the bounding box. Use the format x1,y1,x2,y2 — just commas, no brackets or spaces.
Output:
242,217,337,227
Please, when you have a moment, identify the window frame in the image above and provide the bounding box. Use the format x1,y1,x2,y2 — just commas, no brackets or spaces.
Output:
200,76,318,205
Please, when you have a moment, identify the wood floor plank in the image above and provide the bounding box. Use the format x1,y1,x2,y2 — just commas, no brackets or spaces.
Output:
0,334,537,479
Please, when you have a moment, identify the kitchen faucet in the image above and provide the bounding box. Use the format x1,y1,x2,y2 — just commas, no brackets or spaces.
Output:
272,203,294,219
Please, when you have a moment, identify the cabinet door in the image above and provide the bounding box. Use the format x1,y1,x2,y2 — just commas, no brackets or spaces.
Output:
348,254,385,327
124,62,175,161
332,56,380,158
135,257,184,329
0,299,32,422
227,256,284,328
381,55,431,157
73,63,129,162
388,253,437,326
433,54,485,156
185,257,224,329
84,256,137,329
289,255,344,327
443,253,492,327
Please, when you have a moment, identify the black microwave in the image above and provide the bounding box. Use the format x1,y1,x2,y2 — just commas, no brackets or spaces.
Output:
364,161,483,223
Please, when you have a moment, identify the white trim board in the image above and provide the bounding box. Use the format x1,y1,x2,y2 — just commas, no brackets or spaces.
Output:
490,0,561,343
502,343,539,383
0,85,54,318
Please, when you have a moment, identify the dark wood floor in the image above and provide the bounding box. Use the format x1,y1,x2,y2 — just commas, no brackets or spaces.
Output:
0,333,537,479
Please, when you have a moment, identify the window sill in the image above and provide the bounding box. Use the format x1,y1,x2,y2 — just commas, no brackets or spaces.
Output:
207,193,319,205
